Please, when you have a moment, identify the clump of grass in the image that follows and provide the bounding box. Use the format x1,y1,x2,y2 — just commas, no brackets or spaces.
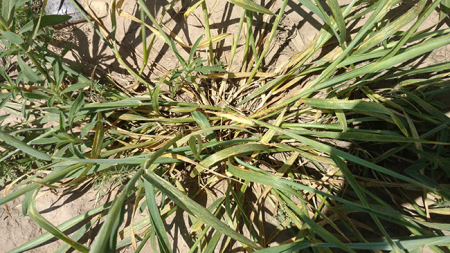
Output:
1,0,450,252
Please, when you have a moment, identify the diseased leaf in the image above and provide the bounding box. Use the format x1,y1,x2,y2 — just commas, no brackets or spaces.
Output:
197,33,231,49
184,0,205,20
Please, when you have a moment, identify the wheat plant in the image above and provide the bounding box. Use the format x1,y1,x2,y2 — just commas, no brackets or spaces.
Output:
1,0,450,252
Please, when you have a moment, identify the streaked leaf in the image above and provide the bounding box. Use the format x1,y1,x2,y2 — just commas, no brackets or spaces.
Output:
261,236,450,252
286,129,444,144
250,118,436,192
197,33,231,49
184,0,204,20
208,111,254,125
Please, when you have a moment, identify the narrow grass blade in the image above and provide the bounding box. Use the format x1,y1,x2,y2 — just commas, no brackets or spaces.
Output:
228,161,356,252
54,216,99,253
238,75,290,106
243,0,288,86
335,109,347,132
227,159,422,233
184,0,204,20
440,0,450,22
300,98,409,135
331,154,400,252
250,118,439,193
17,55,41,83
89,168,144,252
403,90,449,122
9,201,112,253
286,129,444,144
254,241,310,252
0,130,51,161
143,180,172,253
68,92,84,128
296,0,331,26
326,0,346,44
153,74,169,115
19,15,72,34
305,0,392,88
190,197,224,233
316,236,450,250
200,0,214,64
197,33,232,49
176,125,252,146
142,171,262,250
354,0,426,55
382,0,442,60
191,110,219,151
192,143,270,176
208,111,255,125
228,0,274,15
28,196,89,253
90,134,182,250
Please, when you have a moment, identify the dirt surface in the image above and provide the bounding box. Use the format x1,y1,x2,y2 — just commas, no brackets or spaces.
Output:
1,0,450,252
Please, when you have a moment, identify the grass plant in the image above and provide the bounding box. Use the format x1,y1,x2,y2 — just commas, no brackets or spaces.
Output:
1,0,450,252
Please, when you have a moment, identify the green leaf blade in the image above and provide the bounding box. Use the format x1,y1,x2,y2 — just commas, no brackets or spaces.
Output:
0,130,51,161
2,31,23,44
228,0,274,15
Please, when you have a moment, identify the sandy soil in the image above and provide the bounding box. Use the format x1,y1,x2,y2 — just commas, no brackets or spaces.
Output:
1,0,450,252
